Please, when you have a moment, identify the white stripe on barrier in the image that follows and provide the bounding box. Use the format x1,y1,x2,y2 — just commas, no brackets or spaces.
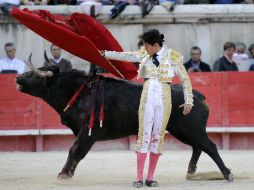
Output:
0,127,254,136
39,129,73,135
0,129,39,136
206,127,254,133
0,129,72,136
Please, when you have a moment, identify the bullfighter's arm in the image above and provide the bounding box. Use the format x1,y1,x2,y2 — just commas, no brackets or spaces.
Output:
103,47,147,63
171,50,194,106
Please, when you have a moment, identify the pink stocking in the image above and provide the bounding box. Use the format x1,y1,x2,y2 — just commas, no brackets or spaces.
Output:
136,152,147,181
147,152,160,181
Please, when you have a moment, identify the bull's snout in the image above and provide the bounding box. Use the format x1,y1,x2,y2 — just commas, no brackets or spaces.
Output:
15,75,21,84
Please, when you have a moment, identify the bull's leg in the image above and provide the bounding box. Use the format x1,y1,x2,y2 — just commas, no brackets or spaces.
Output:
58,129,95,179
197,137,233,182
168,130,202,176
187,147,202,174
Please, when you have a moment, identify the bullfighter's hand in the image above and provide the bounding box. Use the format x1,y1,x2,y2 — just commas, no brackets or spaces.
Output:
100,50,105,57
179,103,192,115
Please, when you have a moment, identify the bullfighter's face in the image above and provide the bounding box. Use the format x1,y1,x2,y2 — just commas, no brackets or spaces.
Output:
144,43,161,56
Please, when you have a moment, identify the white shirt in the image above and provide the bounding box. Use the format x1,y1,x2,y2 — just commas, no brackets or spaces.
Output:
0,57,25,74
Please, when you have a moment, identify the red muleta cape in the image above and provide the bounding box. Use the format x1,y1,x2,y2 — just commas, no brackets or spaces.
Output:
11,7,138,80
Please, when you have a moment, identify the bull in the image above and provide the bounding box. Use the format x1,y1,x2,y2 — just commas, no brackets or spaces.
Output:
15,55,233,182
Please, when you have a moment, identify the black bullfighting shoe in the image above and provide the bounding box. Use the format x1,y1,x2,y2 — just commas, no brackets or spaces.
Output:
145,180,159,187
133,180,143,188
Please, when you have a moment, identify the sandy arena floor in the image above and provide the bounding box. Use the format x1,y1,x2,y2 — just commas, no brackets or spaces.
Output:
0,150,254,190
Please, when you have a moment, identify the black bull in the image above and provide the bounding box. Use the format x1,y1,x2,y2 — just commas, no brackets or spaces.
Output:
16,65,233,182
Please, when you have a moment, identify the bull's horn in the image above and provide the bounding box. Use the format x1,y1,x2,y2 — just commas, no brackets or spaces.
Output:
26,53,53,77
44,50,54,66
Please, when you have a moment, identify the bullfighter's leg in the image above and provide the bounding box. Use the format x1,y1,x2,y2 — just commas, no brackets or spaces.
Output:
134,99,154,184
146,83,171,186
135,101,154,154
58,128,95,179
133,80,156,187
135,80,155,154
197,136,233,182
187,147,202,174
146,104,164,184
149,83,171,154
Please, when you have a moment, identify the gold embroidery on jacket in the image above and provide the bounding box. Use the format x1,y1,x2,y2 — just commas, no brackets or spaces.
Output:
170,49,184,65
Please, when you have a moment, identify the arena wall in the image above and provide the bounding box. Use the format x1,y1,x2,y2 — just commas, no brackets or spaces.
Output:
0,72,254,151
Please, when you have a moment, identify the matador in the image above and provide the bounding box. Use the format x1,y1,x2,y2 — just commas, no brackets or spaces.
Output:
102,29,193,188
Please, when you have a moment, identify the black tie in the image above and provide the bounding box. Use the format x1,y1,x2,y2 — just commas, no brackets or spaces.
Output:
152,53,160,67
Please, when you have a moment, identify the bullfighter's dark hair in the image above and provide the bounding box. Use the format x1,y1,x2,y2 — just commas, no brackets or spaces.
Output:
139,29,164,47
223,42,235,51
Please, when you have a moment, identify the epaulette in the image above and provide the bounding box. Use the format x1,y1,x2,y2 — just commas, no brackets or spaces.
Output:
169,49,183,65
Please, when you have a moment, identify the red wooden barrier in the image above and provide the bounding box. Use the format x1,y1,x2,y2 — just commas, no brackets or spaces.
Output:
0,72,254,151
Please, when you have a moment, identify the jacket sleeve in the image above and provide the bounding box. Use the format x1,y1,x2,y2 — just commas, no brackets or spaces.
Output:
104,47,147,63
171,50,194,106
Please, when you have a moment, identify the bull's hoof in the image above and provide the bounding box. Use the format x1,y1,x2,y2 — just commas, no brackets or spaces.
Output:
186,171,224,181
225,171,234,182
186,172,195,177
187,165,197,175
187,171,196,175
186,173,196,180
57,172,73,180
